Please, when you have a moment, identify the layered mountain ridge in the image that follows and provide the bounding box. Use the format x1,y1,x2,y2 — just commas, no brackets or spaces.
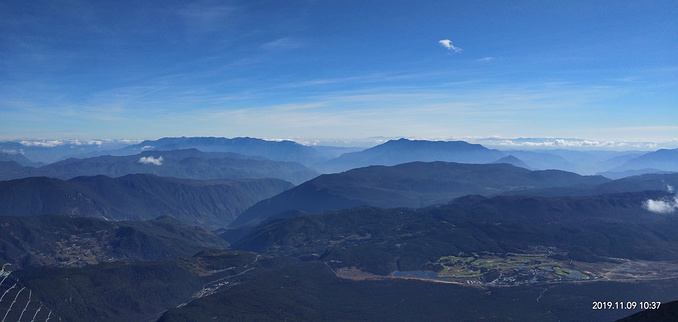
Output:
0,148,318,184
0,173,292,229
231,161,611,227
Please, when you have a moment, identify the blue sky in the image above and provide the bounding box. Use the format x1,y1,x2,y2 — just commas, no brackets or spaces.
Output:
1,1,677,149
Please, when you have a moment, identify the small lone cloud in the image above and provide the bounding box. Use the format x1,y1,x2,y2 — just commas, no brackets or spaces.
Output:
643,194,678,214
477,56,494,62
438,39,462,52
138,156,163,166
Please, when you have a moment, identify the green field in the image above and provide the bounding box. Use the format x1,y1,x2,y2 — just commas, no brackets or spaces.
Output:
436,253,591,281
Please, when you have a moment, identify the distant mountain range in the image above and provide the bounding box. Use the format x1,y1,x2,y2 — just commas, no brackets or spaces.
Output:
505,149,645,175
315,138,673,177
0,151,43,167
503,150,577,172
318,138,507,172
603,148,678,177
0,137,335,166
491,155,531,169
0,148,318,184
0,174,293,229
230,161,610,227
2,137,675,179
0,215,229,269
0,140,133,163
115,136,331,166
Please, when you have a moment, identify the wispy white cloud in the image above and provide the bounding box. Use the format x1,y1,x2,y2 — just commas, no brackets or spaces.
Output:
273,72,455,90
176,3,236,33
471,138,663,150
438,39,462,52
138,156,163,166
261,37,304,51
140,76,677,144
477,56,494,62
4,60,676,145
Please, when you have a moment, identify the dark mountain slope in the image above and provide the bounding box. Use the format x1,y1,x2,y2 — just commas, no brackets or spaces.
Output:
0,174,293,228
0,215,229,269
486,172,678,197
0,148,318,184
159,261,678,322
593,173,678,194
617,300,678,322
10,250,291,322
0,161,34,180
232,191,678,274
598,168,676,180
230,161,610,227
319,138,506,172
